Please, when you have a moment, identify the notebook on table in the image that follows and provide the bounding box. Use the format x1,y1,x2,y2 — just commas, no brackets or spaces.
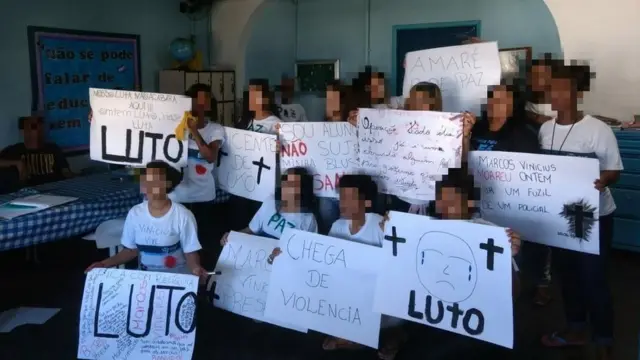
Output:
0,194,78,220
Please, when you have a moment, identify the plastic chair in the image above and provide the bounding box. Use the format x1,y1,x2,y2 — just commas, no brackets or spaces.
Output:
92,219,126,269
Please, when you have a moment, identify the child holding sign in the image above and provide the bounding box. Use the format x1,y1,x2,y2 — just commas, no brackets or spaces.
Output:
538,63,620,360
427,167,522,298
325,174,406,360
244,79,282,134
220,167,318,244
85,161,207,279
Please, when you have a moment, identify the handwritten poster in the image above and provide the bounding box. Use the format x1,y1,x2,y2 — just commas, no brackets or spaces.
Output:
28,27,140,151
468,151,601,254
280,122,358,197
89,88,191,167
402,42,501,114
265,229,382,348
357,108,462,201
215,127,277,201
78,268,199,360
373,211,513,348
212,231,306,332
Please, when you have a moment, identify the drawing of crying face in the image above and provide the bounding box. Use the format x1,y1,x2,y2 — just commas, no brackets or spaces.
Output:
416,232,478,303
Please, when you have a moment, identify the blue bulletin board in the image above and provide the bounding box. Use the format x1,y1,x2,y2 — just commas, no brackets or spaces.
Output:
28,26,141,153
392,21,480,96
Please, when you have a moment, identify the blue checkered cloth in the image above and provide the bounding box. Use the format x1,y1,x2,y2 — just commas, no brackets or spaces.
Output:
0,173,143,251
0,173,231,251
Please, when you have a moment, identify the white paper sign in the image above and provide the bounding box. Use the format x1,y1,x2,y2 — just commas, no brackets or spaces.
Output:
265,229,382,348
215,127,277,201
357,108,462,200
373,212,513,348
402,43,501,114
468,151,601,254
78,269,199,360
212,231,307,332
89,88,191,167
280,122,358,197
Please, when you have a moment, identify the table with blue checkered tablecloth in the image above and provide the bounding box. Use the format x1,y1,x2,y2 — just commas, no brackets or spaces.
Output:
0,172,231,251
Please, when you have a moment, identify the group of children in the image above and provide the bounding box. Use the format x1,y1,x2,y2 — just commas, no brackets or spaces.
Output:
85,55,621,360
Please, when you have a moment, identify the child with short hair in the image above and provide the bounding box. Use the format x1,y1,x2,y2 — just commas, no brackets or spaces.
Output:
324,174,405,360
85,161,207,278
538,62,620,360
427,168,522,297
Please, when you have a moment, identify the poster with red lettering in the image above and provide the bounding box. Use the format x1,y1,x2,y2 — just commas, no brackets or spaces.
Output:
78,269,198,360
279,122,358,197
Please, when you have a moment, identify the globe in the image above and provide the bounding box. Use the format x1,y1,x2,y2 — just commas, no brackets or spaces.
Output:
170,38,194,62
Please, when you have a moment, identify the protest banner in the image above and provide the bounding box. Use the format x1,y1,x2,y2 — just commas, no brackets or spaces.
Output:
78,269,199,360
373,211,513,348
264,229,382,348
468,151,601,254
89,88,191,167
214,127,277,201
357,108,462,201
211,231,306,332
279,122,358,197
402,42,501,114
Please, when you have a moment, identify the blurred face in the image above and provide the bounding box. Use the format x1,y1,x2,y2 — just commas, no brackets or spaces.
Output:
141,168,169,201
195,90,212,112
326,89,341,120
406,89,441,111
487,85,513,120
339,187,369,219
370,75,385,102
281,173,302,211
531,64,551,93
249,85,266,113
549,77,575,112
435,187,472,219
22,117,44,148
281,78,295,102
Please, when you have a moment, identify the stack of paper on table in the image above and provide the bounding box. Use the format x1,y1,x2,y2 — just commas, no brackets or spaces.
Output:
0,194,78,220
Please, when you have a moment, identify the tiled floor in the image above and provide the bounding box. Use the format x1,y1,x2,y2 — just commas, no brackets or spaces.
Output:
0,237,637,359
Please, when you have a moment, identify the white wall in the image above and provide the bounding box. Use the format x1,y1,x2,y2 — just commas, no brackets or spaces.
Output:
212,0,640,122
544,0,640,122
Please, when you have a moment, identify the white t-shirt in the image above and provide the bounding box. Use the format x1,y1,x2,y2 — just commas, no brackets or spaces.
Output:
247,115,281,134
538,115,623,216
121,201,202,274
248,195,318,239
170,121,225,203
372,96,404,110
277,104,308,122
328,213,385,247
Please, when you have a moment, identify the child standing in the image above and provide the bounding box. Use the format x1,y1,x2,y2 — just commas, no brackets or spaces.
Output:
538,63,620,360
85,161,207,278
245,79,282,134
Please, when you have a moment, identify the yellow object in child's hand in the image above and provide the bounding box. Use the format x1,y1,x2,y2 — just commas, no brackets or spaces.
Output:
174,111,194,141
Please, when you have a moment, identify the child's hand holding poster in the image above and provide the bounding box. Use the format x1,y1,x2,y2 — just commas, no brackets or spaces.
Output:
373,211,514,349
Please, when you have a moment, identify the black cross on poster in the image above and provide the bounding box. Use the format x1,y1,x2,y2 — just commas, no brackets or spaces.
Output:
479,238,503,271
384,226,406,256
252,157,271,184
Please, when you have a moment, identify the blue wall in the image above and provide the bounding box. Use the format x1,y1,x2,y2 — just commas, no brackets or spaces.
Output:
294,0,562,121
244,0,297,88
0,0,207,149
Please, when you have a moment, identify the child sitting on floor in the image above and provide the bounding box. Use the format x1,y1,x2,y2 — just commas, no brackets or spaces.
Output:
85,161,207,279
427,167,522,298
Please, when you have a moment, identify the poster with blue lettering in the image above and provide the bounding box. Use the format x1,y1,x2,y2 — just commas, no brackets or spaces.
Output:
28,26,141,152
